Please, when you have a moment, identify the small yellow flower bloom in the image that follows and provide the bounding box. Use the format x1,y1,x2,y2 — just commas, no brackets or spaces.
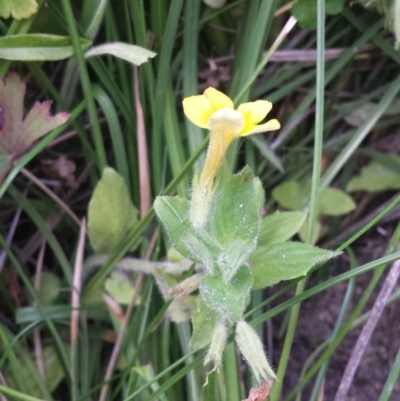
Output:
183,87,280,189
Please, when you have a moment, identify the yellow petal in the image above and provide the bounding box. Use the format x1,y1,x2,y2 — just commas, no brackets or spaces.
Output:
237,100,273,125
182,94,215,129
200,123,235,189
240,119,281,136
204,87,234,112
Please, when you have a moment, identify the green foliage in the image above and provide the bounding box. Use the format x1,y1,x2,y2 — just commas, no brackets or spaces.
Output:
35,272,60,305
87,167,139,254
272,180,355,216
2,1,399,400
206,166,260,282
251,242,341,289
154,195,220,270
0,34,91,61
0,0,38,20
292,0,345,29
85,43,156,65
347,156,400,192
272,181,308,210
258,210,308,246
104,271,135,305
190,297,220,351
155,167,261,281
200,265,253,323
318,187,356,215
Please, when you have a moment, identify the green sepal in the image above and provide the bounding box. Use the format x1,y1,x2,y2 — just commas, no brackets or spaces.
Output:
189,297,220,351
206,166,260,282
154,196,221,274
251,242,341,289
258,210,308,246
199,265,253,322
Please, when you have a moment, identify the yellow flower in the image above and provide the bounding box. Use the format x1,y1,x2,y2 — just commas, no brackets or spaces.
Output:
183,87,280,189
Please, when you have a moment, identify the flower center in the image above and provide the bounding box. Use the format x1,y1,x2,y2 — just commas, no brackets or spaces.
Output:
208,108,245,137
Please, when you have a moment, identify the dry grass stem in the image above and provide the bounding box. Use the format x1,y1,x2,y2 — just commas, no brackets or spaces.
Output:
334,258,400,401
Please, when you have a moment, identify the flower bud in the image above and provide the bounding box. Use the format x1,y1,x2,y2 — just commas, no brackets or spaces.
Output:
204,322,227,370
235,320,276,384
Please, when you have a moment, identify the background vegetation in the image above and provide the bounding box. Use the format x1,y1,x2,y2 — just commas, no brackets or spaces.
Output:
0,0,400,400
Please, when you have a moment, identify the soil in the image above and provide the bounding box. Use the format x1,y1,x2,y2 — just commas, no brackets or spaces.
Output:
269,228,400,401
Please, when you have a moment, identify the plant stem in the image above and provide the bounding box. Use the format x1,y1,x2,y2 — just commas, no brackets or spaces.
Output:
270,1,325,399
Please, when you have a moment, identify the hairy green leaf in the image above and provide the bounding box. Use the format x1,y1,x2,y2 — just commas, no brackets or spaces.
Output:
200,265,253,322
251,242,340,289
190,296,220,351
154,196,221,273
208,166,260,282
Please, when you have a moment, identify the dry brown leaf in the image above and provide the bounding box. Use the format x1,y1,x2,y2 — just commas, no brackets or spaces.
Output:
242,380,271,401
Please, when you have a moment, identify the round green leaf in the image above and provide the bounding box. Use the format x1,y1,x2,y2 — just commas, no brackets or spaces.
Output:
35,272,60,305
318,187,356,216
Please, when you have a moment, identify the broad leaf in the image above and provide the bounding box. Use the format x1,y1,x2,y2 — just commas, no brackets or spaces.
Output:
5,344,67,397
208,166,260,281
0,72,69,183
347,157,400,192
272,181,308,210
87,167,139,254
292,0,344,29
318,187,356,216
272,181,355,216
105,271,136,305
190,297,220,351
154,196,221,273
258,210,308,246
85,43,156,66
299,218,322,245
35,272,60,305
199,265,253,322
0,35,91,61
251,242,340,289
0,0,38,20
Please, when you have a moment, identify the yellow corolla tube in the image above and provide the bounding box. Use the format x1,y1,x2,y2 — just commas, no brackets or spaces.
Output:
183,87,280,228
